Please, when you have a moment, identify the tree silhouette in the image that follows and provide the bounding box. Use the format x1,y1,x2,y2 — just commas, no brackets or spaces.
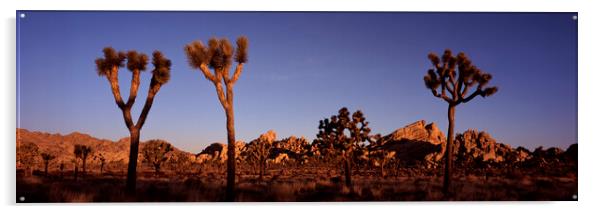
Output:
95,153,107,174
40,152,56,176
142,139,174,175
184,36,248,201
316,107,371,189
74,144,92,178
95,47,171,192
423,49,498,195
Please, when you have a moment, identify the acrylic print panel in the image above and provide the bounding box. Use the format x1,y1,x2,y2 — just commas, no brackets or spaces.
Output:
16,11,577,202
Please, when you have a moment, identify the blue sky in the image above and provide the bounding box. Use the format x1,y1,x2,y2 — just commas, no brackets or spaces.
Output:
17,11,577,153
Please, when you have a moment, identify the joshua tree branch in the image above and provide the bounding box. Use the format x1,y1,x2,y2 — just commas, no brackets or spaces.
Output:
107,67,126,109
222,65,232,83
461,82,471,98
214,81,230,110
460,89,483,104
230,64,244,84
445,80,455,96
126,69,141,108
135,82,161,129
200,64,217,83
432,90,453,103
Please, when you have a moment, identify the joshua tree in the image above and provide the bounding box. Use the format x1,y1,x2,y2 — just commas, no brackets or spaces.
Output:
95,153,107,174
184,36,248,201
95,47,171,192
17,142,39,176
59,161,65,179
40,152,56,176
74,144,92,177
142,139,173,175
316,107,371,189
423,49,498,195
247,130,276,180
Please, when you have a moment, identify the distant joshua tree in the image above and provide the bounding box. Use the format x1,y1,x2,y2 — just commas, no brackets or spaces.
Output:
40,152,56,176
423,49,498,195
95,47,171,192
18,142,39,176
142,139,174,175
95,153,107,174
74,144,92,178
247,130,277,180
317,107,371,189
59,161,65,179
184,36,248,201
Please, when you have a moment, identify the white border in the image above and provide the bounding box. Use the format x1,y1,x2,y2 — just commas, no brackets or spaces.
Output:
2,0,600,213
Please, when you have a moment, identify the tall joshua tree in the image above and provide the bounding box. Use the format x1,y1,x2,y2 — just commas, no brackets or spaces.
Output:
423,49,498,195
184,36,248,201
95,47,171,192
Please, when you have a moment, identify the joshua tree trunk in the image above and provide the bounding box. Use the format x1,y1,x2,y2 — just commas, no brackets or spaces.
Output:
225,104,236,201
82,158,87,178
74,166,79,181
126,129,140,192
344,157,352,189
443,104,455,195
154,163,161,175
44,161,49,176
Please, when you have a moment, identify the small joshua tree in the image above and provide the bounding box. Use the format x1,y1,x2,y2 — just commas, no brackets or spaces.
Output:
17,142,39,176
247,130,276,180
95,47,171,192
423,49,498,195
94,153,107,174
142,139,173,175
316,107,371,189
74,144,92,177
40,152,56,176
184,36,248,201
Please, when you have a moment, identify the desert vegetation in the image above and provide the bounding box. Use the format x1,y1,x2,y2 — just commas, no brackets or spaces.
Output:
95,48,172,193
184,36,248,201
15,41,576,202
423,49,498,195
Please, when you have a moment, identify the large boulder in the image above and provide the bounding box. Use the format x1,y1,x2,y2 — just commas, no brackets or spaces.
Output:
376,120,446,165
454,129,518,163
197,141,246,163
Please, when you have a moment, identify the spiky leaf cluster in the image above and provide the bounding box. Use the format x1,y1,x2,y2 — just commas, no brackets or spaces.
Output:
95,47,126,76
151,51,171,85
126,50,148,71
184,36,249,69
41,152,56,162
316,107,371,157
74,144,93,161
423,49,498,104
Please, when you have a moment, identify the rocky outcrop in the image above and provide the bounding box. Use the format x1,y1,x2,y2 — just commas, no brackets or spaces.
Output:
374,120,446,165
16,128,193,172
453,129,512,163
196,141,246,163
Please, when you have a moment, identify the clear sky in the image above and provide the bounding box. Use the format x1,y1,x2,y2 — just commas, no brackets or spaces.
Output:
17,11,577,153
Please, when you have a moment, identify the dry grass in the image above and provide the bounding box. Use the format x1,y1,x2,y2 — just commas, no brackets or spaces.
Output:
16,166,576,202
